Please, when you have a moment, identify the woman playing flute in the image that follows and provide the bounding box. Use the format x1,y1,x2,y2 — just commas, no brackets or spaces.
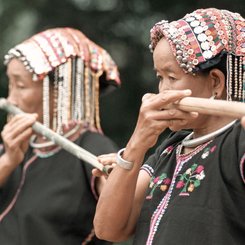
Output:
94,8,245,245
0,27,120,245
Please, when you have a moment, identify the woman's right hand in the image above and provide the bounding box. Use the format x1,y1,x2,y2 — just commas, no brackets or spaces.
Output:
1,113,37,168
128,89,198,152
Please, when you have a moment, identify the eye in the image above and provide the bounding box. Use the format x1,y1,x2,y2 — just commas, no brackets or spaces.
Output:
15,80,26,89
169,76,176,81
156,74,163,82
17,84,25,89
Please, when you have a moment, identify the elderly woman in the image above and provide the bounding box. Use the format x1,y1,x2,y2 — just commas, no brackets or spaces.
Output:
0,28,120,245
94,8,245,245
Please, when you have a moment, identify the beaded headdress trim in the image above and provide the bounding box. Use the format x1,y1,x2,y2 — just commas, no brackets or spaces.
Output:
150,8,245,102
4,28,121,133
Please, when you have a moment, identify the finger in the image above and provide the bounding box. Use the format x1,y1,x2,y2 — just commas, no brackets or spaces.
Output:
2,115,36,140
98,153,117,158
143,90,192,110
97,154,117,165
7,113,37,127
92,168,103,177
4,128,33,150
92,168,108,178
147,108,199,121
20,139,30,153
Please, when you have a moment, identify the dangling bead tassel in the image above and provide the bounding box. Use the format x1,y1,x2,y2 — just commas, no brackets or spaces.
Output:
57,65,64,135
234,56,238,100
62,62,69,127
71,58,76,120
90,72,95,129
67,58,72,121
84,66,91,125
94,71,102,132
238,56,243,101
43,75,50,129
75,57,84,122
243,57,245,102
52,68,59,132
226,54,233,101
80,60,85,122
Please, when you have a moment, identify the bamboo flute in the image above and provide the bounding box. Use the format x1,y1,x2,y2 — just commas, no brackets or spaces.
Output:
0,97,244,174
172,97,245,118
0,98,112,175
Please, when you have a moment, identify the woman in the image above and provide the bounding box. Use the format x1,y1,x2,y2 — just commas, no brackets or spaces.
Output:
0,27,120,245
93,8,245,245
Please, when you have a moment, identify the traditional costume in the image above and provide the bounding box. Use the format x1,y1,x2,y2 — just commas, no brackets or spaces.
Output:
135,8,245,245
0,27,120,245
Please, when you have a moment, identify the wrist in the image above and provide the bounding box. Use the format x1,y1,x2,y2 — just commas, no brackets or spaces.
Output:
116,148,134,170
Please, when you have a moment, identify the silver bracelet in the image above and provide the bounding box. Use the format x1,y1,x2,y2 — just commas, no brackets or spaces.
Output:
116,148,134,170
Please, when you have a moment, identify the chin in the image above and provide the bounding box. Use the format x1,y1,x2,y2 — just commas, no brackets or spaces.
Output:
169,123,193,132
168,126,184,132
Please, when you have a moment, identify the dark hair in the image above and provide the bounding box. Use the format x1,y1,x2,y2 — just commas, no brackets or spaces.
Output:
197,52,227,79
47,60,118,96
197,52,244,102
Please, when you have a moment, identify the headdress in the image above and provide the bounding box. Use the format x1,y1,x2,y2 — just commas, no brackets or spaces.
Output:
150,8,245,102
4,28,121,133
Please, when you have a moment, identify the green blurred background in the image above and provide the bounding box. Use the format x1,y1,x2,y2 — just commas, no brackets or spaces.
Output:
0,0,244,244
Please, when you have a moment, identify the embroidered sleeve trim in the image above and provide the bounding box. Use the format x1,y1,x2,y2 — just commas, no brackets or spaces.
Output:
141,164,154,177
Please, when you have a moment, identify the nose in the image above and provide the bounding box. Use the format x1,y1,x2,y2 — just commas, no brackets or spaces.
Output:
7,88,18,106
158,80,171,93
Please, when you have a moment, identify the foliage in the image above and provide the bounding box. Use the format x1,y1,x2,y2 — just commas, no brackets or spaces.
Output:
0,0,244,244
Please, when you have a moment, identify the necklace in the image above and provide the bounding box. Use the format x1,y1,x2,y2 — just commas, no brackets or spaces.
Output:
182,120,236,148
29,124,82,149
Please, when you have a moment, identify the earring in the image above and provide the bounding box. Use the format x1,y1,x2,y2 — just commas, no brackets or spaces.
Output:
210,92,217,99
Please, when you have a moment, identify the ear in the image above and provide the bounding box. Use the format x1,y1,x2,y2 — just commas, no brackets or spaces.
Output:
209,68,226,99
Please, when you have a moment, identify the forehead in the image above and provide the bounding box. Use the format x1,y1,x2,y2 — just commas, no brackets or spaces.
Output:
7,58,30,76
153,38,181,72
6,58,36,87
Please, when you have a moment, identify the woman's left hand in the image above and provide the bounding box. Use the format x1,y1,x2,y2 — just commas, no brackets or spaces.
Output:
92,153,117,178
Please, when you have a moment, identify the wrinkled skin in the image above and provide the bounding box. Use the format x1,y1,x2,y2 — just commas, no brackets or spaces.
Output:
0,59,40,186
93,38,245,242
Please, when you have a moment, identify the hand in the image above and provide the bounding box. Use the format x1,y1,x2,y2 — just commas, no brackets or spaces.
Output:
1,113,37,168
241,116,245,129
128,89,198,151
92,153,117,178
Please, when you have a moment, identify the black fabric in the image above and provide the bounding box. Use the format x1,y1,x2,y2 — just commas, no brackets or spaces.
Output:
134,121,245,245
0,131,118,245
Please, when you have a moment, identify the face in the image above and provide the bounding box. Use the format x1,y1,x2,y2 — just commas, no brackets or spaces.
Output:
6,58,43,122
153,38,213,98
153,38,220,131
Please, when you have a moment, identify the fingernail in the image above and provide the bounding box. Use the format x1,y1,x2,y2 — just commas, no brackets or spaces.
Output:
184,89,192,95
191,112,198,117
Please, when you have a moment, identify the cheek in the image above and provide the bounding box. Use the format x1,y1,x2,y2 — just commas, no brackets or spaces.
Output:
189,83,210,98
158,81,165,92
21,91,43,114
158,80,175,92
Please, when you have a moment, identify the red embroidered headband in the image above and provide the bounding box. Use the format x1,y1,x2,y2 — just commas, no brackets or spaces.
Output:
4,27,120,85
